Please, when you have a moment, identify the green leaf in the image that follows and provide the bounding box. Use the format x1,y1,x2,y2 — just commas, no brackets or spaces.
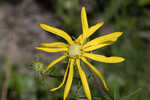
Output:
121,88,142,100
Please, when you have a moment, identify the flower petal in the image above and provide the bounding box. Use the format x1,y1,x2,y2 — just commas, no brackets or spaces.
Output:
35,47,68,52
86,22,104,39
50,61,70,92
40,42,68,48
64,59,74,100
83,42,113,51
40,24,74,44
83,53,125,63
81,6,88,42
76,22,104,44
76,59,92,100
83,32,123,48
42,55,67,73
81,57,109,91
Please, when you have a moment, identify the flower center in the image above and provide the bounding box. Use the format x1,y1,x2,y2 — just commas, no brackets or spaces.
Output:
68,44,81,57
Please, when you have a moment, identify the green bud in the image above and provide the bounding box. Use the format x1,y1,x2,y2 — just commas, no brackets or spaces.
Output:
32,61,44,72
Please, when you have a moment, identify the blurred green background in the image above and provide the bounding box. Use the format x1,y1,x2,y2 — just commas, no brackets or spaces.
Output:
0,0,150,100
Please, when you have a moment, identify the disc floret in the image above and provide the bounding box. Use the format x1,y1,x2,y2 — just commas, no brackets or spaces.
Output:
68,43,81,58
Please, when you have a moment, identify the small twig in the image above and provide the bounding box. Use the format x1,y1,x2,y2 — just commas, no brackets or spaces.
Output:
44,73,80,80
1,61,11,100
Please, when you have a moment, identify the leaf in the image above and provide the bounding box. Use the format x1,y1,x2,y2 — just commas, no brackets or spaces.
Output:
121,88,142,100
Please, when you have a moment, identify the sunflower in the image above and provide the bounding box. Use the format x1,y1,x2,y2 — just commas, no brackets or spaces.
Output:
35,6,125,100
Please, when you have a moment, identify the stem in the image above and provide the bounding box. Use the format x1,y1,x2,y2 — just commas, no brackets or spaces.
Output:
44,73,80,80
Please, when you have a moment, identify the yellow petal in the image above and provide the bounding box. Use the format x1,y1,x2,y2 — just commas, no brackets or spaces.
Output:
81,6,88,42
84,42,113,51
83,32,123,48
35,47,68,52
76,22,104,44
42,55,67,73
81,57,109,91
81,6,88,33
40,42,68,48
76,59,92,100
86,22,104,39
83,53,125,63
64,59,74,100
40,24,74,44
50,61,70,92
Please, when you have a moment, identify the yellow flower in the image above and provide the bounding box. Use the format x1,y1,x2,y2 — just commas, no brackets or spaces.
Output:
35,7,125,100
